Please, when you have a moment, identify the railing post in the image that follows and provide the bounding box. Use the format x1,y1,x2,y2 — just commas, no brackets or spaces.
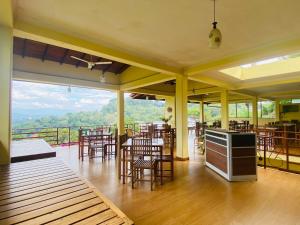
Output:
68,127,71,146
56,127,59,145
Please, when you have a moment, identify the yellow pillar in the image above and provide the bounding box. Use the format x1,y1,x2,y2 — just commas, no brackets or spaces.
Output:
0,26,12,164
199,100,204,123
164,96,175,128
175,75,189,160
117,90,125,135
275,99,280,122
252,97,258,128
220,90,229,129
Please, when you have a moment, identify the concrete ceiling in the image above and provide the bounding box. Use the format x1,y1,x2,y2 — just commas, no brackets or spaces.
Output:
13,0,300,68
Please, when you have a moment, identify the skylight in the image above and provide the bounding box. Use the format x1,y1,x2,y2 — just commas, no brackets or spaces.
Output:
220,53,300,80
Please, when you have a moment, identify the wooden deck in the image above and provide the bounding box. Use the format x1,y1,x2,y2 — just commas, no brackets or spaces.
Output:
11,139,56,163
0,158,133,225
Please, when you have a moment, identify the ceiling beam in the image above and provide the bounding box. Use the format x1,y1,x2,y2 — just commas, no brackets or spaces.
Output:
258,90,300,98
117,64,129,75
129,87,174,97
236,75,300,90
188,87,224,96
0,0,13,27
185,37,300,76
188,74,236,90
120,73,174,91
14,21,182,76
13,70,119,91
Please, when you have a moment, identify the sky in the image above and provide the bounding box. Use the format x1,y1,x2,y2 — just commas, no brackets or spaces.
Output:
12,81,119,117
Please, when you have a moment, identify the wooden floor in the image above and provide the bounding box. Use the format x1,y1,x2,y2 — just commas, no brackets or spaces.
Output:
56,143,300,225
0,158,133,225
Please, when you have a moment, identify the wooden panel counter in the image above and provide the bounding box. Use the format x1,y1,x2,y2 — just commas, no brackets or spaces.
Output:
205,129,257,181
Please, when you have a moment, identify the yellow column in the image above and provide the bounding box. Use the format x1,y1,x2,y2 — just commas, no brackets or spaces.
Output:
164,96,175,128
252,97,258,128
220,90,229,129
0,26,12,164
199,100,204,123
275,99,280,122
117,90,125,135
175,75,189,160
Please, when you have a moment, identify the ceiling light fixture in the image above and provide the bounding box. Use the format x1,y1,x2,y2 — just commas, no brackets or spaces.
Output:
209,0,222,49
100,72,106,83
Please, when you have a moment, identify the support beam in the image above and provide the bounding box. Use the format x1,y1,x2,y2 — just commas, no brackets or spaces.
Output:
252,97,258,128
14,21,181,76
13,70,119,91
117,90,125,135
120,73,174,91
199,101,204,123
220,90,229,129
60,49,69,64
175,75,189,160
41,44,49,62
185,37,300,76
0,26,13,164
129,88,174,97
188,74,236,90
0,0,13,28
188,87,224,96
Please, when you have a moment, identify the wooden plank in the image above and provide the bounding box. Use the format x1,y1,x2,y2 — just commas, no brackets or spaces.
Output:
0,171,74,190
0,174,77,195
101,216,125,225
0,181,85,206
0,189,93,220
0,195,101,224
0,167,71,183
0,160,63,173
75,209,117,225
0,165,68,178
0,184,89,213
46,203,111,225
0,177,82,201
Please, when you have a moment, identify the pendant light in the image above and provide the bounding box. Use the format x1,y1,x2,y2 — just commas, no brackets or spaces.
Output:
209,0,222,48
67,85,72,93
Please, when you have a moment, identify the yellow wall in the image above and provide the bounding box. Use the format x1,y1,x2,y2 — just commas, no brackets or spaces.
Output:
280,104,300,121
0,26,12,164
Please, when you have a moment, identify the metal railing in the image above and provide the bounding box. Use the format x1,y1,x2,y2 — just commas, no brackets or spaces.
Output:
11,123,149,146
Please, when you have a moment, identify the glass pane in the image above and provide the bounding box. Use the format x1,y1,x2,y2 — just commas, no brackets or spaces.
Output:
229,104,237,117
237,103,250,118
261,101,275,118
292,99,300,104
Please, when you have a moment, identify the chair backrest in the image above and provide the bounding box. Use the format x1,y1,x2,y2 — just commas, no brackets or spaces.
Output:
131,138,153,157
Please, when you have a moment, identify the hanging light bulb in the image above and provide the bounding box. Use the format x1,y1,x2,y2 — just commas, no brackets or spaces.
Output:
67,85,71,93
100,72,106,83
209,0,222,49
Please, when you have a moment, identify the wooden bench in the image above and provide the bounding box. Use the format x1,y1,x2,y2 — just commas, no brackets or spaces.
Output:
0,158,133,225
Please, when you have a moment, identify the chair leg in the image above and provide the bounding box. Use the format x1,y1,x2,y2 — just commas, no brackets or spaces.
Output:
171,161,174,180
151,167,153,191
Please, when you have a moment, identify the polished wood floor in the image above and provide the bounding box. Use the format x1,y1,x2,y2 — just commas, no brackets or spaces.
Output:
56,143,300,225
0,158,133,225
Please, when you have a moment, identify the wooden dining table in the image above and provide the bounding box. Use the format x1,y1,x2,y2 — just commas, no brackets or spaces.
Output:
119,138,164,185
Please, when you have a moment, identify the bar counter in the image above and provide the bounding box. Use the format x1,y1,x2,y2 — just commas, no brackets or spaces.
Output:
205,128,257,181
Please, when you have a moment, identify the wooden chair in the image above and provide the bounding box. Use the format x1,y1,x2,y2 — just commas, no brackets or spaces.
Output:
131,138,160,191
104,129,118,159
88,135,106,161
155,132,175,180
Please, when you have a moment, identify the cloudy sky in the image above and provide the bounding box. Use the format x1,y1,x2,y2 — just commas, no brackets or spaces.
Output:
12,81,117,114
